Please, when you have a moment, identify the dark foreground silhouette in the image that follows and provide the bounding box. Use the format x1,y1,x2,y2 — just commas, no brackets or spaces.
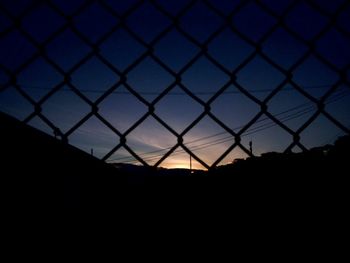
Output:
1,112,348,209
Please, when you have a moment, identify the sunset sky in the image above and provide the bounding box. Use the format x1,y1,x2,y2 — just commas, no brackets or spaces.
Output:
0,0,349,169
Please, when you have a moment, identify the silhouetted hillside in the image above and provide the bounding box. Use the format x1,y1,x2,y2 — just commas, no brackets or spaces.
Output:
0,112,129,209
211,136,349,177
1,111,348,209
111,135,349,180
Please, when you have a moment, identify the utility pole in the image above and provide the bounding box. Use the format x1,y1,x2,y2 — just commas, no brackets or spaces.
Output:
91,148,94,156
249,140,253,156
190,154,192,173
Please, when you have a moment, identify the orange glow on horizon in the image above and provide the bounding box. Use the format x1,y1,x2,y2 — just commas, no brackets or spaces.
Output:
155,149,248,170
157,148,248,170
160,158,204,170
164,163,191,169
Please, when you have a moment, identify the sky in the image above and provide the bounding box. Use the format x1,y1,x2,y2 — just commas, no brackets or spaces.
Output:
0,0,349,170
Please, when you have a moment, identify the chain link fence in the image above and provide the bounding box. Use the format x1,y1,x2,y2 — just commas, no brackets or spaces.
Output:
0,0,349,170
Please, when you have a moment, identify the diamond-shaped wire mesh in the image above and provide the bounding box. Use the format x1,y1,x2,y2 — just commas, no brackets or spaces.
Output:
0,0,349,170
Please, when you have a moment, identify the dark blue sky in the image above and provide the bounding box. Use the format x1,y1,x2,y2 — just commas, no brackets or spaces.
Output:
0,0,349,169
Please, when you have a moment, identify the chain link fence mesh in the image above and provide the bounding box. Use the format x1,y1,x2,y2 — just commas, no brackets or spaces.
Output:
0,0,349,169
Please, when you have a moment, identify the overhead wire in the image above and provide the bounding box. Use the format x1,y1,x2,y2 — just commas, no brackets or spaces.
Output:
4,83,348,163
15,83,333,96
110,89,350,164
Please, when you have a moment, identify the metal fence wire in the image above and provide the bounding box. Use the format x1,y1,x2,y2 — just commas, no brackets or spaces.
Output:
0,0,349,169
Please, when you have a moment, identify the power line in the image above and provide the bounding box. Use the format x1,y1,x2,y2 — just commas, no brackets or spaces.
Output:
107,105,304,163
108,88,349,162
119,107,317,164
15,83,335,96
106,96,323,162
109,89,350,164
7,82,346,163
113,89,348,165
